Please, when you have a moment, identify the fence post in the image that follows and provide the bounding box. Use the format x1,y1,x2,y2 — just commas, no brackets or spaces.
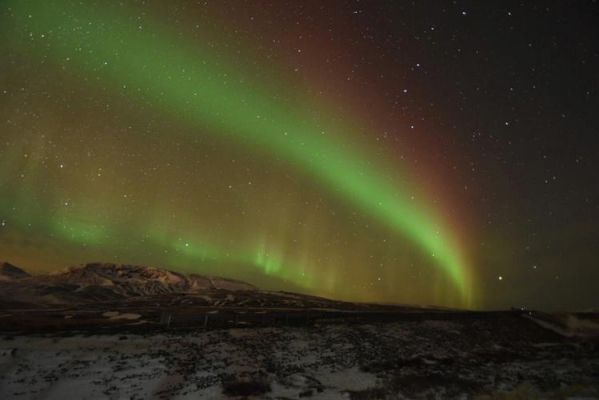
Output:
160,311,172,329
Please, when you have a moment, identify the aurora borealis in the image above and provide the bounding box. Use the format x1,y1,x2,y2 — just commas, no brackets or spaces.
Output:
1,1,598,310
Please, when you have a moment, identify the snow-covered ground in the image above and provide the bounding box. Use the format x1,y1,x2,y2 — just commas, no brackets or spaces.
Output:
526,312,599,338
1,318,598,399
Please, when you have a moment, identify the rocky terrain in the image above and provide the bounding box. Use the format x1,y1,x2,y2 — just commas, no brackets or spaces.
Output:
1,315,598,399
1,262,598,399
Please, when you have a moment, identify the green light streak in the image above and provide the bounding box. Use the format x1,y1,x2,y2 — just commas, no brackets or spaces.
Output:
254,246,283,276
9,0,472,304
146,231,313,289
1,204,314,291
53,218,107,245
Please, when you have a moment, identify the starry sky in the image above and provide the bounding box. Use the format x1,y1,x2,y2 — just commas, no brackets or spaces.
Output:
1,1,598,310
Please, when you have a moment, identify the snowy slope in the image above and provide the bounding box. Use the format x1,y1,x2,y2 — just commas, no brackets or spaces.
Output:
0,262,257,305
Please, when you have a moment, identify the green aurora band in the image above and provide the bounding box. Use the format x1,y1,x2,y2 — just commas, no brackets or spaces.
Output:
6,0,474,306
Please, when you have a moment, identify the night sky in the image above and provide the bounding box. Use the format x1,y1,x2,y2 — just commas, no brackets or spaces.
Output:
1,1,598,310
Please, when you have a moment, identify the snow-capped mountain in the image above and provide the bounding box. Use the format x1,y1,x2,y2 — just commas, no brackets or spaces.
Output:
0,262,411,311
0,262,257,305
51,263,256,295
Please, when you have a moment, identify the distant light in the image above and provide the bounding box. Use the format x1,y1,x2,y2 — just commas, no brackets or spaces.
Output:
498,276,503,281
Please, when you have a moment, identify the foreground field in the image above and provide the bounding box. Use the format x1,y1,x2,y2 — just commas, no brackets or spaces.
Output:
1,313,598,399
1,263,598,398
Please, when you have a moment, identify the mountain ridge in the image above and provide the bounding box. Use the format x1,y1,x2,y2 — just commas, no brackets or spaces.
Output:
0,262,259,305
0,261,31,281
0,262,435,312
